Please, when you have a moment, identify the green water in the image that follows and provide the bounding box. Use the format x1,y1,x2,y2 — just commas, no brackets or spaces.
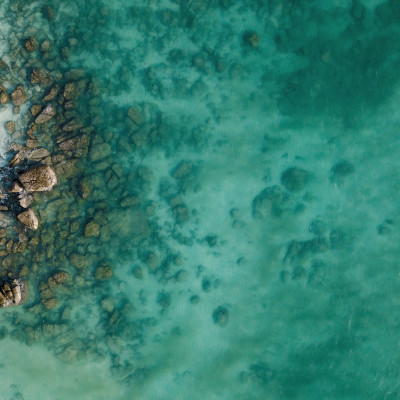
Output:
0,0,398,399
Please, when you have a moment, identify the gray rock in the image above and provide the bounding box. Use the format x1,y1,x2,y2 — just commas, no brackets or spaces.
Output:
19,165,57,192
17,209,39,230
35,104,56,124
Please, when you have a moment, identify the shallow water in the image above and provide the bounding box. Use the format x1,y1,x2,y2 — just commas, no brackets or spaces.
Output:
0,0,399,399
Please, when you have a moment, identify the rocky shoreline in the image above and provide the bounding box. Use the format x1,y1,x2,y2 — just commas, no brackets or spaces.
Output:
0,31,93,307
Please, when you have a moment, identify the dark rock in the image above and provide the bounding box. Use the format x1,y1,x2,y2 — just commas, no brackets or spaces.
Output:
280,167,309,192
252,185,287,218
212,306,229,327
242,30,259,47
330,161,355,182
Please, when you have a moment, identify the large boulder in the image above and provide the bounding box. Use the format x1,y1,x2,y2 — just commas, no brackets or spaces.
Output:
35,104,56,124
19,165,57,192
0,279,26,307
17,209,39,230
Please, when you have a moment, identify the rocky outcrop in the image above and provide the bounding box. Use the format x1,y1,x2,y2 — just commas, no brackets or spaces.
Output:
0,279,26,307
17,209,39,230
19,166,57,192
35,104,56,124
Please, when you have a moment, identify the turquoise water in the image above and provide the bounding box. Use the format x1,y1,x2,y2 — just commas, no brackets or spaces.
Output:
0,0,399,399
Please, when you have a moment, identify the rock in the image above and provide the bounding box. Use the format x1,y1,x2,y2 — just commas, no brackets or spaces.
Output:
0,87,9,105
17,209,39,230
19,166,57,192
212,306,229,327
330,161,355,182
11,86,26,107
18,193,33,209
63,82,76,100
94,265,113,280
30,104,42,116
127,106,143,125
242,30,259,47
85,221,100,237
30,69,52,86
280,167,309,192
28,148,51,162
43,85,59,101
41,40,51,51
9,181,23,193
4,121,15,133
0,279,26,307
77,180,91,199
25,139,39,149
25,37,39,52
90,143,112,161
35,104,56,124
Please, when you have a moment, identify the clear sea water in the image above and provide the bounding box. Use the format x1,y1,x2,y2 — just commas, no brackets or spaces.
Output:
0,0,399,399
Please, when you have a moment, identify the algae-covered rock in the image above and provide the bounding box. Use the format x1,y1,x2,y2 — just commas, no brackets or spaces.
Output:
19,165,57,192
85,221,100,237
17,209,39,230
280,167,309,192
94,265,113,280
11,86,26,107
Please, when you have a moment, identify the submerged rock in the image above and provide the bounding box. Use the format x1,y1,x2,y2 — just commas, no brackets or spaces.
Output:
25,37,39,52
94,266,113,280
280,167,309,192
17,209,39,230
11,86,26,107
19,165,57,192
35,104,56,124
212,306,229,327
30,69,52,86
252,185,287,218
85,221,100,237
0,279,26,307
